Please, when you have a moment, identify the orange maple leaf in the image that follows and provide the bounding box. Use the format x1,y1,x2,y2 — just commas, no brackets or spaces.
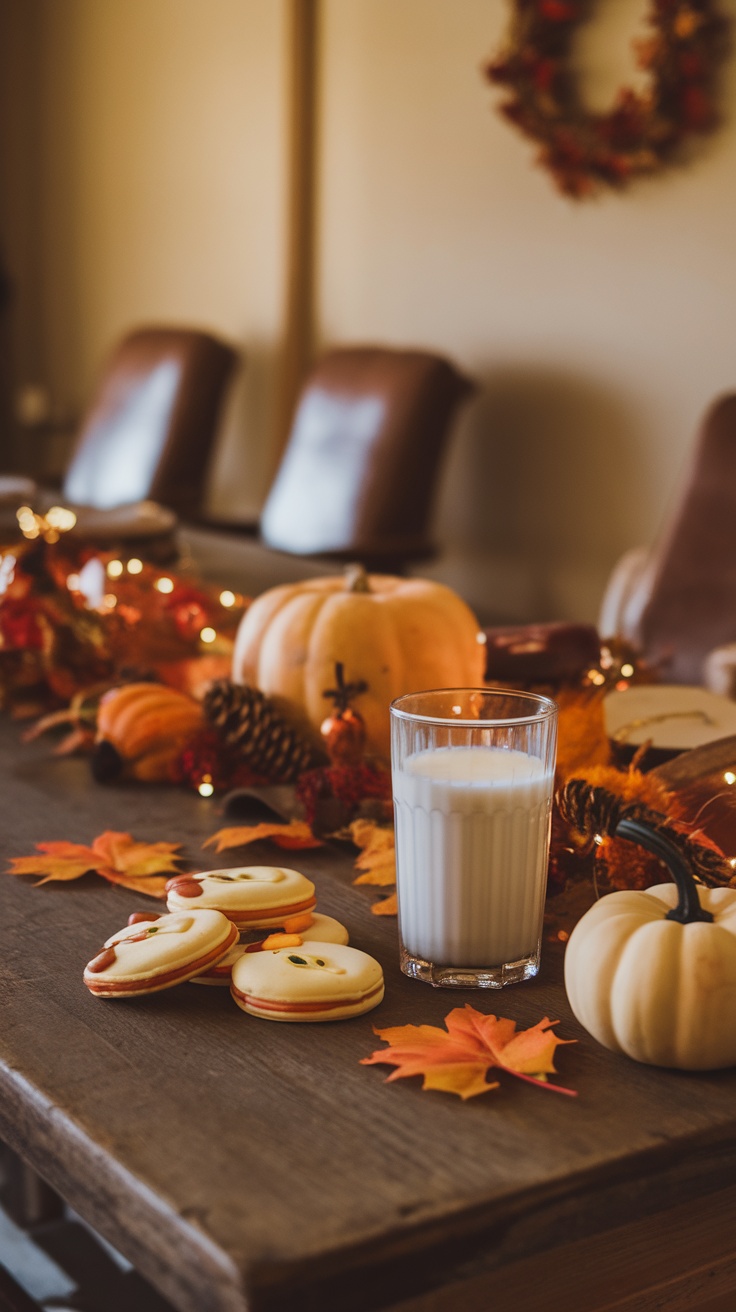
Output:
7,831,183,898
370,892,398,916
361,1005,576,1100
203,820,323,853
350,819,396,887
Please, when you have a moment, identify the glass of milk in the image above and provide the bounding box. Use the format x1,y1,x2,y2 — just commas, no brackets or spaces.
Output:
390,688,558,987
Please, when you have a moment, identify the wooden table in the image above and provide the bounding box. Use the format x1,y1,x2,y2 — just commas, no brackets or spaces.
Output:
3,723,736,1312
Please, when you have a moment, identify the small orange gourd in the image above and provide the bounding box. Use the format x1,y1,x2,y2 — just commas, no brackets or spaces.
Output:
92,682,204,783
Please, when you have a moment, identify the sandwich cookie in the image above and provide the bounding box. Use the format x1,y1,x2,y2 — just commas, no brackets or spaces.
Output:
166,866,316,930
83,909,238,998
192,912,351,985
230,941,384,1021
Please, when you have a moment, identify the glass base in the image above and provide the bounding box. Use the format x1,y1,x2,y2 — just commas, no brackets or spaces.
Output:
399,945,540,988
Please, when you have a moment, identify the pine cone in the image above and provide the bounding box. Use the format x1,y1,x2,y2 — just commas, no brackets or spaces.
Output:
203,679,321,783
557,777,639,839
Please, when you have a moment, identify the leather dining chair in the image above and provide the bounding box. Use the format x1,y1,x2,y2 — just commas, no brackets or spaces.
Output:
598,393,736,683
1,326,239,547
202,344,474,577
61,325,239,521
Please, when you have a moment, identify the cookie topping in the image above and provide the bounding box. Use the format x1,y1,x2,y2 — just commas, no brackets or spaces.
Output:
165,877,203,898
87,947,117,973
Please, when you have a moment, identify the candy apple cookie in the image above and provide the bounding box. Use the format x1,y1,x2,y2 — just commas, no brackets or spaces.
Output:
230,942,384,1021
83,910,238,998
165,866,316,930
194,912,350,985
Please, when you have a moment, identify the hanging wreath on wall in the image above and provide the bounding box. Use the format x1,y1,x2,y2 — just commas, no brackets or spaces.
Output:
486,1,729,198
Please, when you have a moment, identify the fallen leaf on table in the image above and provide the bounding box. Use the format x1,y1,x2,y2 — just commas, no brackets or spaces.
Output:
349,818,395,852
353,847,396,886
370,892,398,916
362,1004,576,1100
9,841,103,885
203,820,323,853
7,831,183,898
348,818,397,904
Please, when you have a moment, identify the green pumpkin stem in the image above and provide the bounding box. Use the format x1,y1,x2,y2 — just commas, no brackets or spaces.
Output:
615,817,714,925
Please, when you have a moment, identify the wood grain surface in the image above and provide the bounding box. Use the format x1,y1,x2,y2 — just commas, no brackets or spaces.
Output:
2,724,736,1311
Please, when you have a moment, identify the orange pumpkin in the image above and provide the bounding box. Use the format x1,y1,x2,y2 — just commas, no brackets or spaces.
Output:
231,566,486,760
92,682,204,783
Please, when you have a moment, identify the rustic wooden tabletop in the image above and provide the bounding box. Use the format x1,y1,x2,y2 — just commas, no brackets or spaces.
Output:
2,724,736,1312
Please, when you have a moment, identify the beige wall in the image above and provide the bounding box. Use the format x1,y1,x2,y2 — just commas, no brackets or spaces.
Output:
6,0,736,623
318,0,736,622
21,0,288,515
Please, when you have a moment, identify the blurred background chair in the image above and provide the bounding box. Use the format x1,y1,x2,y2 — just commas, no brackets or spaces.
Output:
599,393,736,683
189,344,474,588
1,325,239,545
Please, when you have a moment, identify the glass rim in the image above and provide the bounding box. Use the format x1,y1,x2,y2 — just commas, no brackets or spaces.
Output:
389,686,558,730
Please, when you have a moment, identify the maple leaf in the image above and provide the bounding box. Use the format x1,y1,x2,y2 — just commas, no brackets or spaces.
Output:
349,818,396,886
9,841,103,885
7,831,183,898
203,820,323,853
91,832,183,896
370,892,398,917
362,1005,577,1100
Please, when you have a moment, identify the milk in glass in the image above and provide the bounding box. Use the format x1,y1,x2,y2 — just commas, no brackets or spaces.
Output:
392,745,553,967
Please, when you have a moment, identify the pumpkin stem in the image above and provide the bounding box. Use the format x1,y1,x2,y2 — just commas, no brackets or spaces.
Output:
615,817,714,925
344,563,371,593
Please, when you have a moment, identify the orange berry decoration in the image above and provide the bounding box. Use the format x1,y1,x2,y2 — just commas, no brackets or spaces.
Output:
320,662,368,765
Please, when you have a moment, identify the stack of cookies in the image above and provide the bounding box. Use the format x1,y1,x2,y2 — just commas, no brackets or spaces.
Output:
83,865,385,1022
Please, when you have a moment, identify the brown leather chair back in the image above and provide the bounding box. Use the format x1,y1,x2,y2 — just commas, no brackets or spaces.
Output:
259,346,474,563
62,327,239,518
638,393,736,682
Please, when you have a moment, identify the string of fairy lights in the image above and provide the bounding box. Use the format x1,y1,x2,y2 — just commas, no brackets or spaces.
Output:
7,502,244,650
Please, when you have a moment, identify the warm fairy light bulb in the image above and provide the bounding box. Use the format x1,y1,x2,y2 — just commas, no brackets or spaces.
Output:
107,559,124,578
127,558,143,575
476,631,487,644
155,576,174,594
200,626,217,644
198,776,214,798
620,663,634,678
17,506,39,538
66,574,81,591
725,771,736,786
588,670,606,686
46,505,77,532
219,589,236,608
103,593,118,609
594,834,604,846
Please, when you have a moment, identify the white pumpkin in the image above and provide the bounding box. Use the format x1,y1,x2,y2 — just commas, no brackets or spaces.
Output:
564,878,736,1070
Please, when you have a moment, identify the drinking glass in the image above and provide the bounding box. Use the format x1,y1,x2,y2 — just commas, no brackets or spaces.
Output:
390,688,558,987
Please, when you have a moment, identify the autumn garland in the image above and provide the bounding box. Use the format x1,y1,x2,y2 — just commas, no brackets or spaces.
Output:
486,0,729,197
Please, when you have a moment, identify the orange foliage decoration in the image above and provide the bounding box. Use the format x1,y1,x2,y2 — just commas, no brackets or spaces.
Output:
203,820,324,854
7,831,184,897
362,1005,576,1100
558,766,733,891
486,1,729,198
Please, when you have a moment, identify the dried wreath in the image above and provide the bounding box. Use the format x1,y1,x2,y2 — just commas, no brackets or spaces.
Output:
486,1,728,197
